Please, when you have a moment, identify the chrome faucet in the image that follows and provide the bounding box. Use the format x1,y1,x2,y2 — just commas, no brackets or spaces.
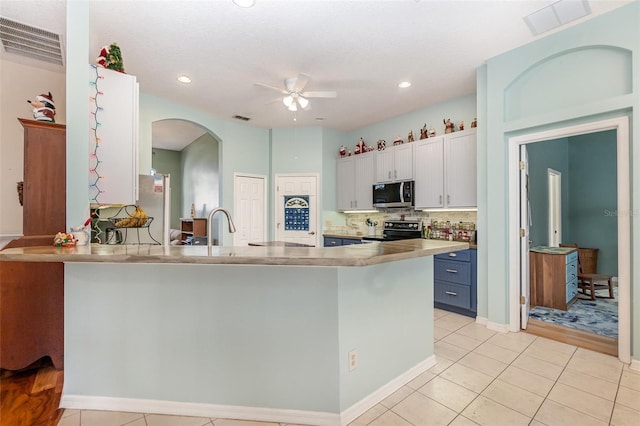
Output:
207,207,237,248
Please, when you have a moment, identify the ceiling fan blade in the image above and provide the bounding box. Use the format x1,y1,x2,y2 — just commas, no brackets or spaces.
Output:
301,91,337,98
254,82,288,94
293,73,311,92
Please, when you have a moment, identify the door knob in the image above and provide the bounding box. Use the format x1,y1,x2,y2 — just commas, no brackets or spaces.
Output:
309,231,315,235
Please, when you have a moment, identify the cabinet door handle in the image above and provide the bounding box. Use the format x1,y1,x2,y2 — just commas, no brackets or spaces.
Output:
445,291,458,296
439,195,442,204
448,253,457,257
394,170,397,179
447,195,451,204
388,170,391,179
354,200,357,208
446,269,458,273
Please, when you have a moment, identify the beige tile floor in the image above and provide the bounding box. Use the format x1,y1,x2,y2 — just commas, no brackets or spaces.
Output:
57,310,640,426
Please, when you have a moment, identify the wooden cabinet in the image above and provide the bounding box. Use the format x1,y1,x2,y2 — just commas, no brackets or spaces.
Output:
180,218,207,244
375,143,414,183
336,152,375,211
530,248,579,311
434,249,477,317
19,119,66,235
0,120,66,370
414,129,476,209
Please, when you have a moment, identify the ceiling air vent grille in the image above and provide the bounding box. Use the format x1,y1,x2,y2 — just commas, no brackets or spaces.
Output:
233,115,251,121
0,17,64,66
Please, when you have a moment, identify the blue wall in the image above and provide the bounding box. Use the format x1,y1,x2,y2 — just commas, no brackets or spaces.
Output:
527,138,569,248
567,131,618,276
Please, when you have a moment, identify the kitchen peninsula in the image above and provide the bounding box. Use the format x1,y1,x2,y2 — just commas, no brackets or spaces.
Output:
0,239,467,425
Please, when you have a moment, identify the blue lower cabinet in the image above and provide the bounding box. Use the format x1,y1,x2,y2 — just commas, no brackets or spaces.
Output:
323,237,363,247
434,249,477,317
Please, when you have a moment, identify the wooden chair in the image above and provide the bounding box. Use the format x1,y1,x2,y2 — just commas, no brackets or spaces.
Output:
560,243,614,300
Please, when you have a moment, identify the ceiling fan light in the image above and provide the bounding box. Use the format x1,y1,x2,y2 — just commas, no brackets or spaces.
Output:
288,102,298,112
283,95,293,107
298,96,309,109
233,0,256,8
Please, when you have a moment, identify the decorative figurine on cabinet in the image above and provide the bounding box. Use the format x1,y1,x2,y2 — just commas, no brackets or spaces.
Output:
355,137,366,154
339,145,346,157
27,92,56,123
407,130,415,142
459,121,464,131
377,139,386,151
443,118,455,134
354,144,361,155
429,127,436,137
471,117,478,128
420,124,428,140
393,135,403,146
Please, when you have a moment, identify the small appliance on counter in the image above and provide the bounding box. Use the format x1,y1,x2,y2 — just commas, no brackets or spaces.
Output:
362,220,422,242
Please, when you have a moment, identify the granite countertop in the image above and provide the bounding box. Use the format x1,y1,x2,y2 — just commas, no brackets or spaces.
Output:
0,239,469,267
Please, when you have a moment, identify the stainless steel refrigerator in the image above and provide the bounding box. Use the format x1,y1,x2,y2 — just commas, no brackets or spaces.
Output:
136,174,171,245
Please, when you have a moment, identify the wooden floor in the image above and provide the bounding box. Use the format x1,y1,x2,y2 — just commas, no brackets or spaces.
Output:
524,318,618,357
0,358,64,426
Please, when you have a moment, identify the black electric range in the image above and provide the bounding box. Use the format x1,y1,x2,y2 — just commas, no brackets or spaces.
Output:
362,220,422,242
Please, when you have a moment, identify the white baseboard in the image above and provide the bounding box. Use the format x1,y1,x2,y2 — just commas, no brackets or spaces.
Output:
61,395,340,426
475,316,488,325
340,355,437,426
629,358,640,372
486,321,510,333
61,355,438,426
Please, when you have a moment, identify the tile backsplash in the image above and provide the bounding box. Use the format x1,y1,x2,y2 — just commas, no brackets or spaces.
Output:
325,209,477,237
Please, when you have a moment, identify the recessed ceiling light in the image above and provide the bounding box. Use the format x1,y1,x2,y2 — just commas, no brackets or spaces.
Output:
398,81,412,88
177,75,192,84
233,0,256,7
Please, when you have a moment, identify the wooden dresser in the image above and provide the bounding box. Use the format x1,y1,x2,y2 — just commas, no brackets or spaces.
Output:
529,246,578,311
0,119,65,370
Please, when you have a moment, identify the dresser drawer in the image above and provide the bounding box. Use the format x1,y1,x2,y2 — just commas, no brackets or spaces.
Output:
434,282,471,309
566,260,578,283
434,260,471,285
435,249,471,262
566,276,578,303
566,250,578,264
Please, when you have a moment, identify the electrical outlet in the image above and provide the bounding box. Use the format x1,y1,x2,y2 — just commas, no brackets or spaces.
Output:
348,349,358,372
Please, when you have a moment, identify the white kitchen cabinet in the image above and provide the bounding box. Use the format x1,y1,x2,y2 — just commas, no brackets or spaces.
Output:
88,65,139,205
375,143,414,183
414,136,445,208
414,129,476,209
336,152,375,211
445,130,477,208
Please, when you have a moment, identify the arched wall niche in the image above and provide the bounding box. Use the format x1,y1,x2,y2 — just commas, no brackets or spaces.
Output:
504,46,632,122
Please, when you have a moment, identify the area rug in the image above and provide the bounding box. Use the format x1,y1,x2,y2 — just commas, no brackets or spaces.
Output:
528,287,618,338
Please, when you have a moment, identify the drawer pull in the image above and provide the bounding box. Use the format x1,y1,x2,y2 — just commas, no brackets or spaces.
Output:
445,269,458,273
448,253,457,257
445,291,458,296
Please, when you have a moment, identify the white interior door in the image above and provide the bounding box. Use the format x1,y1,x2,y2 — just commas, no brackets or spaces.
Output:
234,173,266,246
548,169,562,247
275,174,318,247
520,146,530,329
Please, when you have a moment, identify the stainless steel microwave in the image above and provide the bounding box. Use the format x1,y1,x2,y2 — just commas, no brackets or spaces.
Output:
373,181,414,208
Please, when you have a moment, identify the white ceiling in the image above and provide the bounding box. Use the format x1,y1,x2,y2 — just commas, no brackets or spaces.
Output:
1,0,632,151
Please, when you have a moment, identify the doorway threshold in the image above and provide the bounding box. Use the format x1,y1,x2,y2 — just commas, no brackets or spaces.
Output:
524,319,617,357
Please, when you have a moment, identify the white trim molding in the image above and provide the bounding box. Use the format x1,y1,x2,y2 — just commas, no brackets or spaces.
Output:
507,116,630,363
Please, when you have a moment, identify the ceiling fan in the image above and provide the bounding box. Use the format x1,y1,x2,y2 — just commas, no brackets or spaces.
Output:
255,73,337,112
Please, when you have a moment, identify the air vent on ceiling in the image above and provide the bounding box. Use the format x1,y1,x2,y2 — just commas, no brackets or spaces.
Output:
233,115,251,121
0,17,64,66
